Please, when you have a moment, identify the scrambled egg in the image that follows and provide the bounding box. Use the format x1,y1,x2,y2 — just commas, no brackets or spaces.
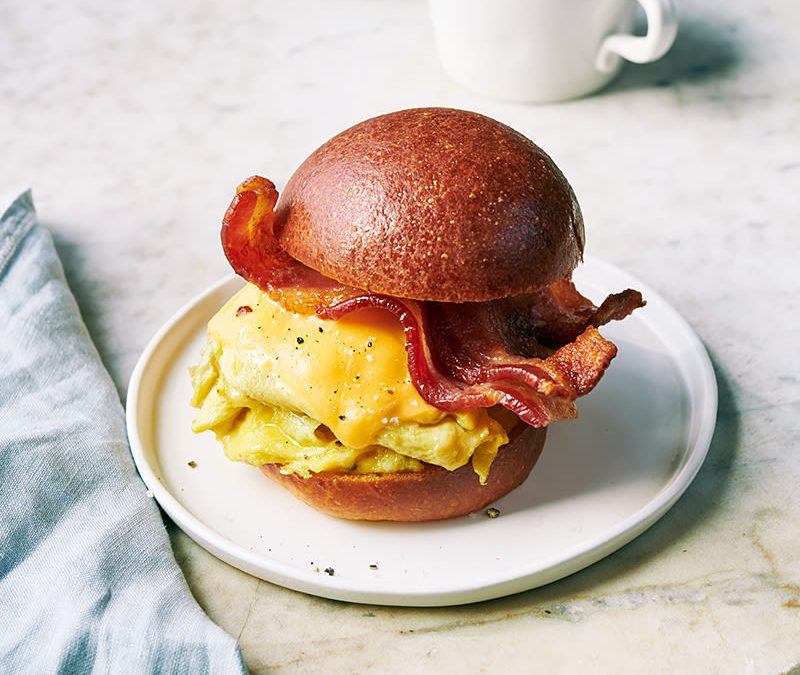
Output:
190,284,509,481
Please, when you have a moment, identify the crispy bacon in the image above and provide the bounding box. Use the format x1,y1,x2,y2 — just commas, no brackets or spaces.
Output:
221,176,644,428
319,296,627,427
221,177,359,312
489,280,644,352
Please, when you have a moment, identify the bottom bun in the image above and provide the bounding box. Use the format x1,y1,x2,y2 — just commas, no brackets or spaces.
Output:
259,427,547,522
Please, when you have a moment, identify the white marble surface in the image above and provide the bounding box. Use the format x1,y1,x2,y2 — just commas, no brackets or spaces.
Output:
3,0,799,672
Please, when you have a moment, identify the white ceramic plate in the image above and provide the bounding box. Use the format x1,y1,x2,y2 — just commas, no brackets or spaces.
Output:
126,257,716,607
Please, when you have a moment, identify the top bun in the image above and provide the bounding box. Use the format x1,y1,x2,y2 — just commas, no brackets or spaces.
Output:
275,108,584,302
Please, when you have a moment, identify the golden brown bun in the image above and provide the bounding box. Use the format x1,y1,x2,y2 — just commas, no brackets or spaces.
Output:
259,427,546,521
274,108,584,303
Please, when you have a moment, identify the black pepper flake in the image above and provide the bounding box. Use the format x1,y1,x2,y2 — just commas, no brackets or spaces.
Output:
369,563,378,570
318,326,324,333
486,507,501,519
338,415,346,421
354,375,360,380
187,461,197,468
236,305,252,316
296,336,305,344
324,567,335,576
366,341,373,348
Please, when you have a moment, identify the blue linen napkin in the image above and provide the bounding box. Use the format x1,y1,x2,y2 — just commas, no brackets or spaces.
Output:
0,191,247,674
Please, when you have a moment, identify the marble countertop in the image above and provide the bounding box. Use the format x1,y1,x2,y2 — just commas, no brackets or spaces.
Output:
3,0,799,672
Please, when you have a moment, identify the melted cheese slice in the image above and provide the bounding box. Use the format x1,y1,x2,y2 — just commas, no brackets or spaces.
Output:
190,284,509,481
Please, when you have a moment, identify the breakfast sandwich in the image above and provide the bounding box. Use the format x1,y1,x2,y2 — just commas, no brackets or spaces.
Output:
190,108,643,521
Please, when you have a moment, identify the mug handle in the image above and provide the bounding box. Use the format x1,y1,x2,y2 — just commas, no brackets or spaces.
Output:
595,0,678,73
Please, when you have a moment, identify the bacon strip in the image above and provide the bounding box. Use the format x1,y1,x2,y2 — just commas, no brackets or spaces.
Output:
222,176,644,428
221,176,360,312
488,279,644,352
319,296,624,427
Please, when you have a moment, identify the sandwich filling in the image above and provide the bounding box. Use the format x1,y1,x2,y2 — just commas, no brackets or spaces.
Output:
193,176,643,485
191,284,510,482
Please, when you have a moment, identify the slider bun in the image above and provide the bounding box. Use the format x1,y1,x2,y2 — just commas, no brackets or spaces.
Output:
274,108,584,302
259,427,546,522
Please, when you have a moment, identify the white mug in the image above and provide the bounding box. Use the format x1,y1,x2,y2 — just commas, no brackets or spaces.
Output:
428,0,678,103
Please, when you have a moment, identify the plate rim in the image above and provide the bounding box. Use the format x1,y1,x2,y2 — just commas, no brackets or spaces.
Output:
126,256,717,606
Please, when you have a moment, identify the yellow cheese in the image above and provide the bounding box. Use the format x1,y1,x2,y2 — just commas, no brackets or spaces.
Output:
190,284,509,481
